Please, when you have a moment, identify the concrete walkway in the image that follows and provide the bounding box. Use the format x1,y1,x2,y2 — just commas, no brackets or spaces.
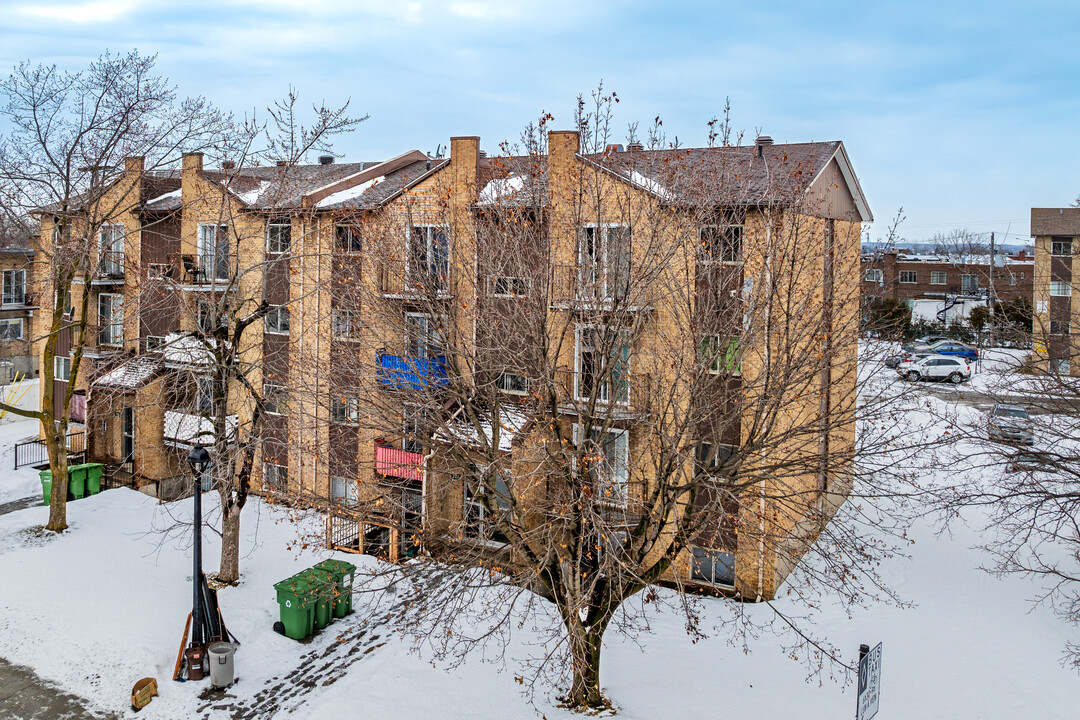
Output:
0,656,114,720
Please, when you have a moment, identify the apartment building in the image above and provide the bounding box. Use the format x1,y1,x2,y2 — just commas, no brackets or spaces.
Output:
0,246,37,378
35,131,871,602
1032,207,1080,374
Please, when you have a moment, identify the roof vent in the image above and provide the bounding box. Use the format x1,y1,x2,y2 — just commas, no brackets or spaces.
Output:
627,141,644,152
605,143,625,154
479,150,488,159
222,160,236,170
755,135,774,146
276,160,287,167
319,155,335,165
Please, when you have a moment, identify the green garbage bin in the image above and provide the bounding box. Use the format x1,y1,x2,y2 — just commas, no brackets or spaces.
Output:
39,470,52,505
273,574,319,640
85,464,103,495
304,569,335,630
315,559,357,618
67,464,87,500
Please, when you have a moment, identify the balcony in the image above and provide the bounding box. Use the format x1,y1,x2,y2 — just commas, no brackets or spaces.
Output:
377,353,448,391
94,251,125,283
374,443,423,482
377,259,450,298
181,253,232,286
550,264,648,311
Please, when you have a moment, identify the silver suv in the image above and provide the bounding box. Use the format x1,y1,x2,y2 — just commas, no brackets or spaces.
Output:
987,404,1035,445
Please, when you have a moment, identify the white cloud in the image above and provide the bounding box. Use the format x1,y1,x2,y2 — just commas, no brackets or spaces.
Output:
16,0,143,24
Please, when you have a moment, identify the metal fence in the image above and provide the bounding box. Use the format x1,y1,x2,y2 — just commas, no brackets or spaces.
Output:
14,431,86,470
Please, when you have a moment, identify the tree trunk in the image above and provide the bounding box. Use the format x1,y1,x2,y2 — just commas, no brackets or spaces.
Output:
45,428,68,532
218,500,241,584
565,611,612,710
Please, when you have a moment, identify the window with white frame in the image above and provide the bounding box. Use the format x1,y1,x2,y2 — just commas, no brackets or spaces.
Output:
1050,281,1072,297
930,271,947,285
332,309,361,339
264,384,288,415
1052,239,1073,256
962,274,979,293
579,224,631,299
98,224,124,276
54,356,71,382
408,225,449,290
489,276,529,298
98,293,123,346
700,335,740,375
331,394,359,425
335,224,361,253
196,376,214,413
197,223,230,281
700,219,742,264
496,372,529,395
463,469,510,544
263,461,288,491
145,335,166,352
690,545,735,587
405,313,442,359
332,476,359,506
898,270,917,284
0,318,24,341
2,270,25,305
577,425,629,508
55,288,73,316
147,263,173,280
265,306,290,335
402,405,425,453
576,325,630,404
864,268,882,283
266,221,291,254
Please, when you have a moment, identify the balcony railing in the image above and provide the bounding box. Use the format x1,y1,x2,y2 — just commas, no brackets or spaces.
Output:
377,353,448,390
374,443,424,482
551,264,639,308
181,253,231,284
98,251,125,279
377,259,449,297
554,368,652,413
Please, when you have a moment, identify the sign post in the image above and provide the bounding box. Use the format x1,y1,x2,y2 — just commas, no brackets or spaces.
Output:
856,642,882,720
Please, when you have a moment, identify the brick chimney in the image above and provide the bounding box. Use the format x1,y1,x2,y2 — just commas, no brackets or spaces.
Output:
450,136,480,199
182,152,204,175
125,156,145,175
548,130,580,269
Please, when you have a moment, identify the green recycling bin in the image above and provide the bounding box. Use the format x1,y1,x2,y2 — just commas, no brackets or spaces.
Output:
315,559,357,618
66,464,87,500
273,574,319,640
39,470,52,505
304,569,335,630
85,464,103,495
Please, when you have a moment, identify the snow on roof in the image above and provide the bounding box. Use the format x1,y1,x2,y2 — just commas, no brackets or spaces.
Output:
477,175,526,205
93,356,161,390
435,409,530,452
162,333,215,366
895,252,1032,267
230,180,273,206
163,410,238,449
145,188,181,207
315,176,385,209
628,170,674,201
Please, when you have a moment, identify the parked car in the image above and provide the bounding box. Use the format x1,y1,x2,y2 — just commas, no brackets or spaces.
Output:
917,335,951,346
897,355,972,383
928,340,979,362
987,404,1035,445
1007,449,1054,473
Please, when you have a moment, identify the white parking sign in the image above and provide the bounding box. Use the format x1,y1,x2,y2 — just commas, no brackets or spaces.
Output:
857,643,882,720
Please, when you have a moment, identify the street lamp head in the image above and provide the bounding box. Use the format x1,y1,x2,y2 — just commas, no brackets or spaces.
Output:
187,445,211,474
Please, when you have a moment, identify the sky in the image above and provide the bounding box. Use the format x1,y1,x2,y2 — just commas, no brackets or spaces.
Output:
1,0,1077,244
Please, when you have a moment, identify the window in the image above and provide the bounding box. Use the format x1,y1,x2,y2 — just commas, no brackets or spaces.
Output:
263,462,288,491
196,376,214,413
98,224,124,276
695,442,738,477
577,326,630,404
864,268,882,283
197,224,230,281
1051,321,1070,335
405,313,442,359
2,270,25,305
700,335,740,375
1052,239,1073,256
197,301,216,335
331,394,359,425
56,288,73,316
1020,272,1026,280
145,335,166,352
690,546,735,587
578,426,630,508
1050,281,1072,297
1052,358,1071,374
700,220,742,264
267,222,291,254
463,470,510,544
332,476,358,507
898,270,917,284
98,293,124,346
0,318,24,341
54,356,71,382
930,271,947,285
265,306,290,335
264,384,288,415
489,276,529,298
497,372,529,395
408,225,450,290
332,309,361,339
579,224,631,299
147,263,173,280
961,274,979,294
402,407,425,453
335,224,361,253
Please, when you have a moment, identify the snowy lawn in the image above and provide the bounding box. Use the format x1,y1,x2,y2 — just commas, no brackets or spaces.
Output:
0,396,1078,718
0,417,48,506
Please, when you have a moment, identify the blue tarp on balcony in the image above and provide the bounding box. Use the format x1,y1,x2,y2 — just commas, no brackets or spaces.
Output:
377,354,448,390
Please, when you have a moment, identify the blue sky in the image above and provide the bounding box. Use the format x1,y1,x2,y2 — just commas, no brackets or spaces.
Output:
1,0,1077,243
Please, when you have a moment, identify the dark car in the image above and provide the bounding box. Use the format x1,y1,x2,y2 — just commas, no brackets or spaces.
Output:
1007,449,1055,473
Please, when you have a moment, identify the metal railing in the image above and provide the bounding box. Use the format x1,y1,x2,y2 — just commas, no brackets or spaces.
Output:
14,431,86,470
377,259,449,296
550,264,636,306
98,251,125,278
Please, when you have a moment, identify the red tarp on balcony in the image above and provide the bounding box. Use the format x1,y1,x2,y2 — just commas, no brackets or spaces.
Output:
375,444,423,482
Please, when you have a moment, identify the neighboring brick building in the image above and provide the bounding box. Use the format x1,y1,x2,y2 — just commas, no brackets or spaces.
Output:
1031,207,1080,374
0,247,38,378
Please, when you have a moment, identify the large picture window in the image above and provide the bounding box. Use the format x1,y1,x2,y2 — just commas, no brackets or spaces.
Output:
267,222,291,254
99,224,124,277
2,270,25,305
576,326,630,404
98,293,123,346
579,224,631,300
408,225,449,291
690,546,735,587
576,424,630,508
463,469,510,544
197,224,230,281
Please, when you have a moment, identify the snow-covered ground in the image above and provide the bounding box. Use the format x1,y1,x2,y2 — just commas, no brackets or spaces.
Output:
0,376,1078,718
0,418,46,505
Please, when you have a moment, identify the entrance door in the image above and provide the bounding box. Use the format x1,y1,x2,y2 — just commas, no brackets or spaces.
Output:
121,407,134,468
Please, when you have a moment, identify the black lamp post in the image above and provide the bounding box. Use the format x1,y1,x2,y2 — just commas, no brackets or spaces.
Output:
187,444,211,650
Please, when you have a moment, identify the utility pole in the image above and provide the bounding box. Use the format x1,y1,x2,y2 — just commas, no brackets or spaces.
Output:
989,231,997,349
